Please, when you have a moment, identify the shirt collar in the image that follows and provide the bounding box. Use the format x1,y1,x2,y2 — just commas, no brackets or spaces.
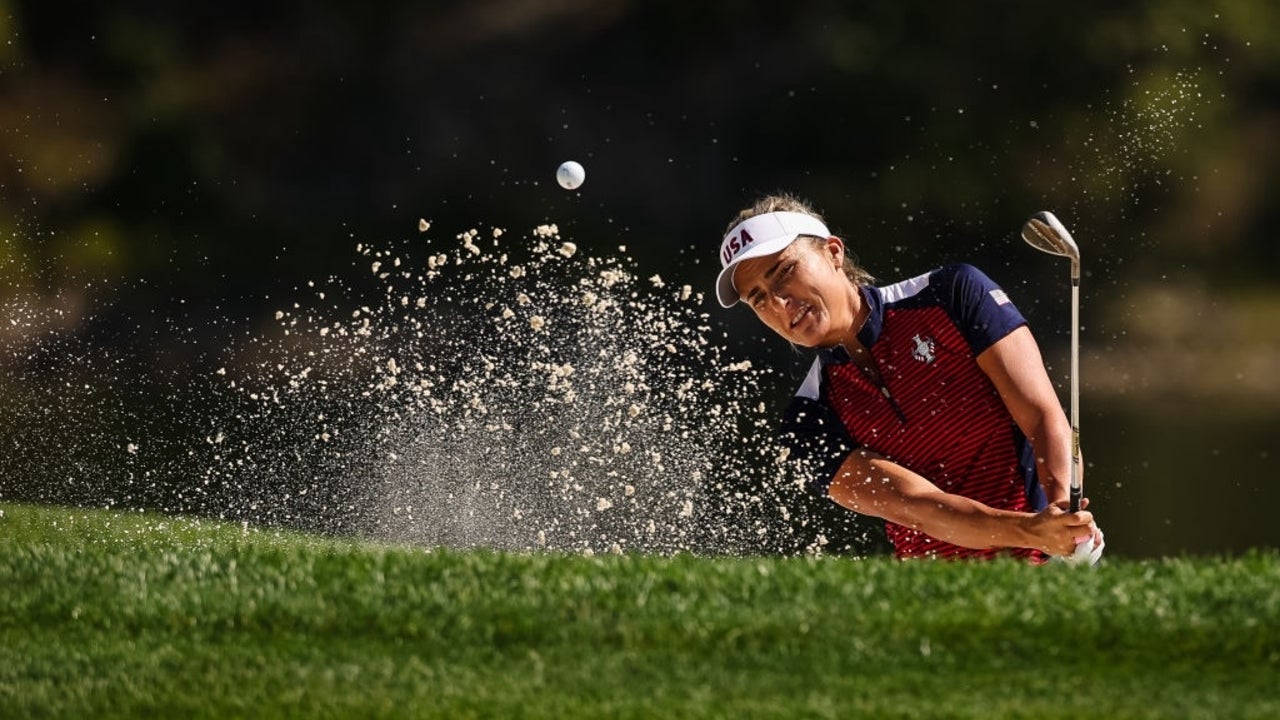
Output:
814,284,885,365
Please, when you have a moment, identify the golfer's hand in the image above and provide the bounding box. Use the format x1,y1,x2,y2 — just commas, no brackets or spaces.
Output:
1023,503,1096,556
1054,497,1104,551
1068,496,1105,564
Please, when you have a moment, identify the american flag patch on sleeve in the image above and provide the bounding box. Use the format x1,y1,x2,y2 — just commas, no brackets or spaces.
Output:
989,288,1011,306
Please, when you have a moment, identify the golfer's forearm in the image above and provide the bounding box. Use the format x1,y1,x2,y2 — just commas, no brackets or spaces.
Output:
895,493,1036,550
830,476,1033,550
1025,412,1074,504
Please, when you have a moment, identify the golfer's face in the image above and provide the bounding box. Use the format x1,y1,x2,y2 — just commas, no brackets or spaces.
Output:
733,238,849,348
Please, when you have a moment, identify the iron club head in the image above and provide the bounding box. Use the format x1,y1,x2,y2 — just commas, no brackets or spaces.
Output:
1021,211,1081,280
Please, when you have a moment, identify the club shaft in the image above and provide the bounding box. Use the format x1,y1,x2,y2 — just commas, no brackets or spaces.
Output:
1070,277,1081,513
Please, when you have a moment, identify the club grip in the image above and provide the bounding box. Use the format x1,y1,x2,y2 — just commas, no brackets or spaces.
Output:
1068,485,1082,513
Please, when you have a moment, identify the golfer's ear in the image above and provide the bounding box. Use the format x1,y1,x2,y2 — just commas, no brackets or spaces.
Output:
825,236,845,267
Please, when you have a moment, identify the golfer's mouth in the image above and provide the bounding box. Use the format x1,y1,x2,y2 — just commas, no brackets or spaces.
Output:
789,303,811,329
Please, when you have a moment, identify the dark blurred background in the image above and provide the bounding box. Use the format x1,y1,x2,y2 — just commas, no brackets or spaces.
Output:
2,0,1277,556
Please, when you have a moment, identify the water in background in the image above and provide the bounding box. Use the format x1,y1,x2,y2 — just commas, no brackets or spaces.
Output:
2,217,1273,558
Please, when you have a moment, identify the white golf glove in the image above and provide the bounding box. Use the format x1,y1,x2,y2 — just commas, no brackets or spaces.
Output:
1060,526,1105,566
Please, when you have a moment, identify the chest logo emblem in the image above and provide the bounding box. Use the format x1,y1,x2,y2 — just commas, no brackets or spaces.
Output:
911,334,937,364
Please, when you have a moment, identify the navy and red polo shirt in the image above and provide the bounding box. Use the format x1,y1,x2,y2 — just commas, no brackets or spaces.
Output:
780,264,1049,560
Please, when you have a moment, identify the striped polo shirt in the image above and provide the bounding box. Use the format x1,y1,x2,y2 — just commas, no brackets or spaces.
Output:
780,264,1048,560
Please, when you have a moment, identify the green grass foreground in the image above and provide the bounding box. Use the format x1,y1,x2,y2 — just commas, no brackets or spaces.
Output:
2,503,1277,719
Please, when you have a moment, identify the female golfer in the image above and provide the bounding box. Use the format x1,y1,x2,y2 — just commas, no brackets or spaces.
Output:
718,194,1103,561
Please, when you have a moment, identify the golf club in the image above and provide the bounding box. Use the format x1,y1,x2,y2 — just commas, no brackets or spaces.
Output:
1020,211,1082,514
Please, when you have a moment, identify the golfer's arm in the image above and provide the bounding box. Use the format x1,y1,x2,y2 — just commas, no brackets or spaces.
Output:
827,450,1040,551
976,326,1075,505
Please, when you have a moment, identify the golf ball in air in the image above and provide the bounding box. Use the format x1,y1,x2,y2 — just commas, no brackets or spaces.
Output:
556,161,585,190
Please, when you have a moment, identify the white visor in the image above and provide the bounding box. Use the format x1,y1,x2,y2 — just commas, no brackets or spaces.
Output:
715,211,831,307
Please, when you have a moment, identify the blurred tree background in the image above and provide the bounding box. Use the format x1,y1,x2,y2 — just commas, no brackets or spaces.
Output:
2,0,1277,556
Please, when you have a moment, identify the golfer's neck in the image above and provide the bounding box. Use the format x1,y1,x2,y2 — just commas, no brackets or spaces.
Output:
832,283,869,351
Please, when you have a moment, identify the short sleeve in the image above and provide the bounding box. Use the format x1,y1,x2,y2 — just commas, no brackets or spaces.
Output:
779,394,857,498
940,264,1028,355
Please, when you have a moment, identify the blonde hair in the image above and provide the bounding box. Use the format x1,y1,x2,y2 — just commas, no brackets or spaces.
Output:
724,193,875,286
